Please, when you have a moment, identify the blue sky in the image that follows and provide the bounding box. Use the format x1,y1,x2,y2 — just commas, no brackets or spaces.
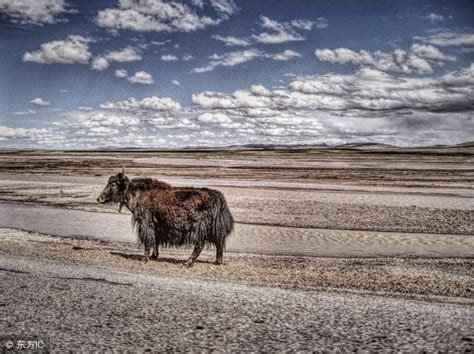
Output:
0,0,473,148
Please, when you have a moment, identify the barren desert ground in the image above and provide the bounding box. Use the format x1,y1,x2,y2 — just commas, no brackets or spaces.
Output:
0,146,473,351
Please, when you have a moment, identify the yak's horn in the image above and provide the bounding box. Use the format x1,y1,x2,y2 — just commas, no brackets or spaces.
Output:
121,165,125,174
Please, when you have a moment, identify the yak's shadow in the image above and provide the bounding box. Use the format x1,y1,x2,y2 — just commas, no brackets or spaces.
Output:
110,251,215,265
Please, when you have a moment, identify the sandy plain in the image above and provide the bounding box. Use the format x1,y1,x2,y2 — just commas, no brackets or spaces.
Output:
0,146,473,351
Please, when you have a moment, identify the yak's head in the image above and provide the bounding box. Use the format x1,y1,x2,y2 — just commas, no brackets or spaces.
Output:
97,168,129,211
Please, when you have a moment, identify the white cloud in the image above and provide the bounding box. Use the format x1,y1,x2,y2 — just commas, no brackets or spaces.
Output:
6,63,474,148
0,126,49,140
23,35,91,64
192,48,264,73
252,16,304,44
13,110,37,115
209,0,238,16
51,96,199,146
127,71,154,85
210,16,327,48
409,43,455,62
91,46,141,71
191,0,204,8
161,54,179,61
272,49,301,61
106,46,141,62
197,112,232,124
78,106,93,111
96,0,226,33
91,56,109,70
315,43,455,74
64,111,140,130
192,48,301,73
183,64,473,147
172,80,180,86
212,35,251,46
182,54,194,61
115,69,128,78
423,13,444,24
30,97,51,106
100,96,181,111
192,64,474,115
0,0,74,25
417,31,474,47
291,18,328,30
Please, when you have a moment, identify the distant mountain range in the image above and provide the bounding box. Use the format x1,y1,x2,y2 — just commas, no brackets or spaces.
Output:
90,141,474,152
2,141,473,152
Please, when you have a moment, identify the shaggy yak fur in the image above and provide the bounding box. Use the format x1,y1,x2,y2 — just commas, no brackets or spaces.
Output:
97,170,234,265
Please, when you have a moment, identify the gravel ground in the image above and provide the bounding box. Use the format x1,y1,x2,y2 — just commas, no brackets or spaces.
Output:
1,230,473,302
1,249,473,351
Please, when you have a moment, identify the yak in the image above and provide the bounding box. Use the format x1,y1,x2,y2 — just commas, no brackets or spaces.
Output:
97,169,234,266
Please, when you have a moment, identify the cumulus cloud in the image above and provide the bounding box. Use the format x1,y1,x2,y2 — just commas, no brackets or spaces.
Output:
7,64,474,148
172,80,180,86
30,97,50,106
100,96,181,111
315,43,455,74
115,69,128,78
193,64,474,115
127,71,154,84
91,46,142,71
0,126,50,140
252,15,305,44
417,31,474,47
0,0,74,25
272,49,301,61
184,64,473,147
161,54,179,61
96,0,226,33
49,94,199,147
192,48,302,73
23,35,91,64
197,112,232,124
108,46,141,62
91,56,109,70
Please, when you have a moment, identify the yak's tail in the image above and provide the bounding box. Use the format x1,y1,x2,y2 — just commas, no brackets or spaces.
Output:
210,190,234,250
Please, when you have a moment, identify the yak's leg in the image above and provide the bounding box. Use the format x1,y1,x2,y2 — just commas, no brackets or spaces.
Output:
137,218,154,263
184,241,204,267
143,246,150,263
151,236,159,260
215,242,223,265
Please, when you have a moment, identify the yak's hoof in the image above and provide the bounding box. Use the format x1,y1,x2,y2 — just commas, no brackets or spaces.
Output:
214,260,223,265
150,254,158,260
183,260,194,267
143,256,149,263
